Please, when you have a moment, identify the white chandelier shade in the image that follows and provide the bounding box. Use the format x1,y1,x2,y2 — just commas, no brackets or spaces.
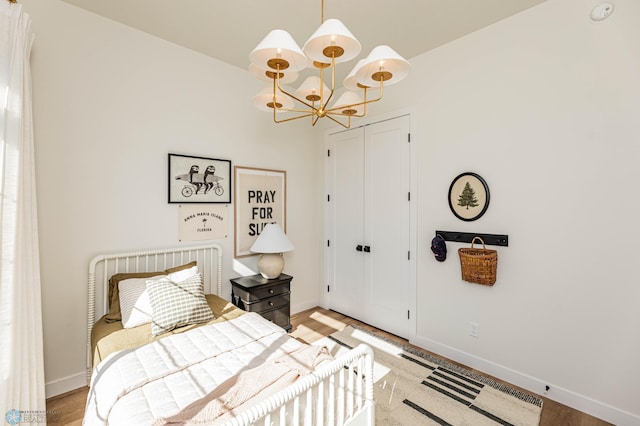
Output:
331,91,364,116
302,18,361,64
343,59,368,91
249,63,299,85
249,29,308,72
355,45,411,88
253,85,295,112
294,76,330,102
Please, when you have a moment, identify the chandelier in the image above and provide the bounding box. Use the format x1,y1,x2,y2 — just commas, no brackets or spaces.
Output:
249,0,411,129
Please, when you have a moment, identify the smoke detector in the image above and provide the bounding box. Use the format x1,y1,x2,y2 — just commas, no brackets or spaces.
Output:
590,2,615,21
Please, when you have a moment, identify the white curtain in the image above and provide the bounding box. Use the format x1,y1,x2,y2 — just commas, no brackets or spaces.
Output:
0,1,46,423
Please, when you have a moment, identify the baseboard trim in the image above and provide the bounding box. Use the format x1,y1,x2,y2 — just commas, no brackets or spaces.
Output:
291,300,319,316
45,372,86,399
411,335,640,426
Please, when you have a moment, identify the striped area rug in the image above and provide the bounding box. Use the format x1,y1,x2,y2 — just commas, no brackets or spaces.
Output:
313,326,542,426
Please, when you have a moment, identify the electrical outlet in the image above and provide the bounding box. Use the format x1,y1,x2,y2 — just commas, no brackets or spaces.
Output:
469,322,479,338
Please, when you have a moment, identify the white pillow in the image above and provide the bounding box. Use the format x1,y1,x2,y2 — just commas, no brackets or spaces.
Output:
167,265,199,283
118,266,198,329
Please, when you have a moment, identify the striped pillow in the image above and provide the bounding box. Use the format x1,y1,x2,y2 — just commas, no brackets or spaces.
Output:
146,273,214,337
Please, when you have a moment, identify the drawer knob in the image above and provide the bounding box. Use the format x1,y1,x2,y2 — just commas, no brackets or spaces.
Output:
269,289,274,294
269,301,274,306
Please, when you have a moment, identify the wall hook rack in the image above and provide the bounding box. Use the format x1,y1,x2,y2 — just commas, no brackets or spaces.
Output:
435,230,508,247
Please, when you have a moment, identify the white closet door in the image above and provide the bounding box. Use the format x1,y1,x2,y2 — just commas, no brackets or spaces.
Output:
329,127,365,319
327,114,411,338
363,115,411,337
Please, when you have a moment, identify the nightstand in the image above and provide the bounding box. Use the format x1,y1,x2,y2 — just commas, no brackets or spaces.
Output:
230,274,292,332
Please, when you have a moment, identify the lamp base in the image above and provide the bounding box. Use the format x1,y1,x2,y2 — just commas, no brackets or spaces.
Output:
258,253,284,279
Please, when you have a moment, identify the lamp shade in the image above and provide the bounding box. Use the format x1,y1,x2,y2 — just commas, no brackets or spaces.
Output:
253,86,295,112
250,223,294,253
294,76,330,102
343,59,368,90
303,19,361,64
355,45,411,88
249,63,299,85
331,91,364,115
250,29,308,72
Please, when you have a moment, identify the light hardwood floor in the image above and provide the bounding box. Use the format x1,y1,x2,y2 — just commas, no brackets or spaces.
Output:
46,307,612,425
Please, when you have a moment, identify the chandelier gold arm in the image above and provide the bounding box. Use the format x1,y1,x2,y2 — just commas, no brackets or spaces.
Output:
277,82,322,112
272,110,315,124
318,54,337,113
324,112,352,129
270,77,316,124
274,64,323,112
269,64,386,128
269,62,342,123
324,77,385,117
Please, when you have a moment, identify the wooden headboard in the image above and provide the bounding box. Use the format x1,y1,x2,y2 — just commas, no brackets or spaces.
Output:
86,243,223,378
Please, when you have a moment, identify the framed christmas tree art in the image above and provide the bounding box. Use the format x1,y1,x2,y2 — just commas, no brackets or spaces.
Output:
448,172,490,221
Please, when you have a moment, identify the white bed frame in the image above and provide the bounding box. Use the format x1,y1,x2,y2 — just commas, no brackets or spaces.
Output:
86,243,375,425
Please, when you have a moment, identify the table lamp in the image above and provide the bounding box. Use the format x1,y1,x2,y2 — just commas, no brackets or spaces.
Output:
250,223,294,279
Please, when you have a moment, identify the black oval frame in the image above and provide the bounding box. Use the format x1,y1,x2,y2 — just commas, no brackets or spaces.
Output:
448,172,490,221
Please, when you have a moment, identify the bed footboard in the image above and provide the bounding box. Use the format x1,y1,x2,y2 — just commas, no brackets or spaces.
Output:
223,343,375,426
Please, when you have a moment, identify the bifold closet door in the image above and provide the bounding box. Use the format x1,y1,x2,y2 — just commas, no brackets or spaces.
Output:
327,115,411,338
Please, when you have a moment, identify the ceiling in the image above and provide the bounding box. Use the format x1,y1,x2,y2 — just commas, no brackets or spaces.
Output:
59,0,546,84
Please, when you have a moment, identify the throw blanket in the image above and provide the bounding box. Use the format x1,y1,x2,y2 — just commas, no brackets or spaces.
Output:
155,345,333,425
84,313,309,426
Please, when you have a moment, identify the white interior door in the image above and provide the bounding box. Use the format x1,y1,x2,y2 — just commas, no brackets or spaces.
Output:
327,115,411,338
363,115,411,337
328,127,365,319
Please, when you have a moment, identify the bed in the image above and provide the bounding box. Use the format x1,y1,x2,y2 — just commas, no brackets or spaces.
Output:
84,243,375,425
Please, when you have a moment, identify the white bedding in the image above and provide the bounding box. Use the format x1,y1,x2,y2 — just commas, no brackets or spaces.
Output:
83,313,306,426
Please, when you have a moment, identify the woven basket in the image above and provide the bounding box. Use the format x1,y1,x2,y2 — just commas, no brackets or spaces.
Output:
458,237,498,286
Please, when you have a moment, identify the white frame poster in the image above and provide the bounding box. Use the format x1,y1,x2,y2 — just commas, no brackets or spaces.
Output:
234,166,286,258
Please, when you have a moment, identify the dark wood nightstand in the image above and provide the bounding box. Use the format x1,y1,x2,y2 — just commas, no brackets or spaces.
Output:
230,274,292,332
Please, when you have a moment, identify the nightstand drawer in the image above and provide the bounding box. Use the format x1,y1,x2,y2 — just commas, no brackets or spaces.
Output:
230,274,293,332
260,306,290,328
246,293,289,313
234,282,289,302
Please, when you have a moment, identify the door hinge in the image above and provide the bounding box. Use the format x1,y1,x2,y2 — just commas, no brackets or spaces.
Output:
408,192,411,201
327,285,330,293
327,149,331,157
408,310,410,319
327,240,330,247
327,194,330,202
408,251,411,260
408,133,411,143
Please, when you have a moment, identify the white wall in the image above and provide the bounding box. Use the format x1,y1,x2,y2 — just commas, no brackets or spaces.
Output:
362,0,639,423
21,0,324,397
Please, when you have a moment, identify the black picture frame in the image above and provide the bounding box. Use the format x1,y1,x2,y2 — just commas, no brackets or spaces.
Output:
168,153,231,203
448,172,490,221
